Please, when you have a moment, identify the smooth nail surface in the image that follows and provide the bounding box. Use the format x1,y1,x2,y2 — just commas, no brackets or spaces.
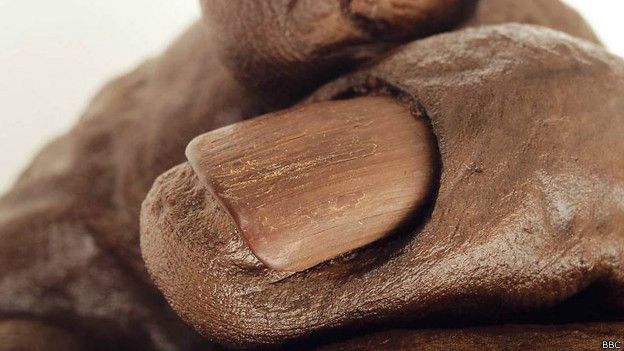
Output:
186,96,435,271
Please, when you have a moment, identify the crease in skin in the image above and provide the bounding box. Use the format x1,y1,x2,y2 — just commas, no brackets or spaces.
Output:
0,0,614,349
200,0,476,106
141,24,624,349
439,174,600,309
346,0,474,39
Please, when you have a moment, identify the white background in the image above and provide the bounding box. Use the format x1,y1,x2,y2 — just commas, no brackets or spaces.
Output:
0,1,622,193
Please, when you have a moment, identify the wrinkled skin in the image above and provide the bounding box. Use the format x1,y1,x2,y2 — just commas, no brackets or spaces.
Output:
141,24,624,349
0,0,618,350
199,0,477,104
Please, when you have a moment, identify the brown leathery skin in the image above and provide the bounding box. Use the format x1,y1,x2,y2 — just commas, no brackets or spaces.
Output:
199,0,478,105
141,24,624,348
462,0,601,44
0,319,86,351
0,4,463,348
0,1,612,350
0,22,243,351
3,5,462,345
316,323,624,351
199,0,600,107
4,0,484,316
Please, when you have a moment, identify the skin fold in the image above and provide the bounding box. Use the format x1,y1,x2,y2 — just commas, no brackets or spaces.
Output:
0,0,613,350
198,0,478,105
142,25,624,348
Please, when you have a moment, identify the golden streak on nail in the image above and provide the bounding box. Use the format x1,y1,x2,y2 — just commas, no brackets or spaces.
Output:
186,96,435,272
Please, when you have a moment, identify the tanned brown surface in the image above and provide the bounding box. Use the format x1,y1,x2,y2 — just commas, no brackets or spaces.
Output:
0,3,470,348
141,24,624,349
0,0,615,350
199,0,477,105
0,319,86,351
462,0,600,44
